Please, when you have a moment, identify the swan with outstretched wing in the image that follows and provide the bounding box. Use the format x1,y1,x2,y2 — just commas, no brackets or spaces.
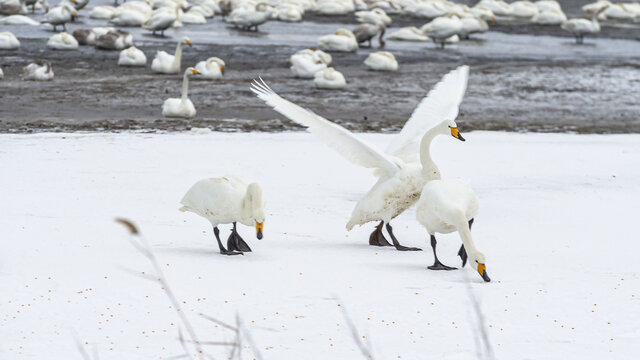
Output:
251,66,469,250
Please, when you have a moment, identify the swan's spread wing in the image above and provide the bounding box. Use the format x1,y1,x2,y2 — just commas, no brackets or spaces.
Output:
385,65,469,161
251,79,399,175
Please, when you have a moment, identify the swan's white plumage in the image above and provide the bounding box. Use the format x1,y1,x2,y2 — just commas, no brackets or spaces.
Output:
252,66,470,229
385,65,469,161
0,15,40,25
194,57,225,79
387,27,430,42
151,36,190,74
180,175,265,228
23,61,54,81
46,32,78,50
0,31,20,49
162,66,197,118
364,51,398,71
318,29,358,52
314,67,346,89
118,46,147,66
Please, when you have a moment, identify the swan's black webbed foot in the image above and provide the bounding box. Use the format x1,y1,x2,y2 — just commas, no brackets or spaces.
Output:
428,260,457,271
227,222,252,252
369,221,392,247
214,226,244,256
386,223,422,251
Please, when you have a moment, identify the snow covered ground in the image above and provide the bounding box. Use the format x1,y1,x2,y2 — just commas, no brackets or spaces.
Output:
1,131,639,359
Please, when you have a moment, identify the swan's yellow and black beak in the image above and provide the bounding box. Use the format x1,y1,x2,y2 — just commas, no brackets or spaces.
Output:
45,6,49,12
450,126,465,141
256,222,263,240
191,69,199,75
477,263,490,282
186,40,192,46
220,66,225,73
73,12,78,18
491,17,496,23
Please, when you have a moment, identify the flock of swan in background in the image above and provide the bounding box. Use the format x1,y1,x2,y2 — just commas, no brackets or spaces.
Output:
1,0,638,111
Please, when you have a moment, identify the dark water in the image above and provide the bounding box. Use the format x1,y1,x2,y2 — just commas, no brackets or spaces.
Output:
1,0,640,133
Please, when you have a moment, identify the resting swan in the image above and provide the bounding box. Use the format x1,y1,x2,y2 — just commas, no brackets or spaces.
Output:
151,36,191,74
194,57,225,79
289,48,332,78
0,14,40,25
118,46,147,66
314,67,346,89
23,60,54,81
162,67,198,118
46,31,78,50
318,28,358,52
0,31,20,49
416,179,490,282
364,51,398,72
180,176,265,255
251,66,469,251
387,27,430,42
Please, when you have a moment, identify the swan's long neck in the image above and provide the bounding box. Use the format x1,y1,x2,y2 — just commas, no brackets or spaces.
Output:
419,127,441,179
173,42,184,69
458,221,479,258
181,72,190,101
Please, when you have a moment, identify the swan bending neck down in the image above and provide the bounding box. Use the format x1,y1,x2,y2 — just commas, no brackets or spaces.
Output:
417,179,490,282
162,67,198,118
180,176,265,255
251,65,469,252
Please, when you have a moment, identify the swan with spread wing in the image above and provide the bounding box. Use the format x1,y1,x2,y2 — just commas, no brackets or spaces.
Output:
251,66,469,251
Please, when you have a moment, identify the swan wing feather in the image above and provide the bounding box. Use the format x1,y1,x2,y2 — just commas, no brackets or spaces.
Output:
385,65,469,161
251,78,399,175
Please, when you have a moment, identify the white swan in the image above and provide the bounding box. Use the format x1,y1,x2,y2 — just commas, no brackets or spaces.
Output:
364,51,398,72
151,36,191,74
314,67,346,89
355,8,392,26
532,8,566,24
289,48,332,78
421,15,463,49
118,46,147,66
315,0,355,15
180,175,265,255
416,179,490,282
194,57,225,79
388,27,430,42
162,67,198,118
318,28,358,52
251,66,469,250
0,66,3,79
510,1,539,18
42,3,77,31
109,7,149,26
476,0,512,16
226,2,273,31
0,14,40,25
277,4,302,22
403,1,450,19
535,0,562,12
561,5,608,44
182,8,207,23
46,31,78,50
89,5,116,19
459,14,492,39
143,5,179,35
0,31,20,49
23,60,54,81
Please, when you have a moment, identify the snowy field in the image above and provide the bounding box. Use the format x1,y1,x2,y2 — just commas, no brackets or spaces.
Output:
1,131,639,359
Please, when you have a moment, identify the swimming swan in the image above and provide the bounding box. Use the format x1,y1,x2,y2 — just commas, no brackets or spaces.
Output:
416,179,491,282
151,36,191,74
251,66,469,251
162,67,198,118
180,176,265,255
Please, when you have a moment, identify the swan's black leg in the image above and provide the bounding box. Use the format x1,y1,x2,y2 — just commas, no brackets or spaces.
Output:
227,222,252,252
386,223,422,251
214,226,243,256
369,221,392,247
428,235,456,270
457,218,474,266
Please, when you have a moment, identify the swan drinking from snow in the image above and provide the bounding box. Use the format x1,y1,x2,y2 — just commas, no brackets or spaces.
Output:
151,36,191,74
180,176,265,255
162,67,198,118
416,179,491,282
252,66,469,251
